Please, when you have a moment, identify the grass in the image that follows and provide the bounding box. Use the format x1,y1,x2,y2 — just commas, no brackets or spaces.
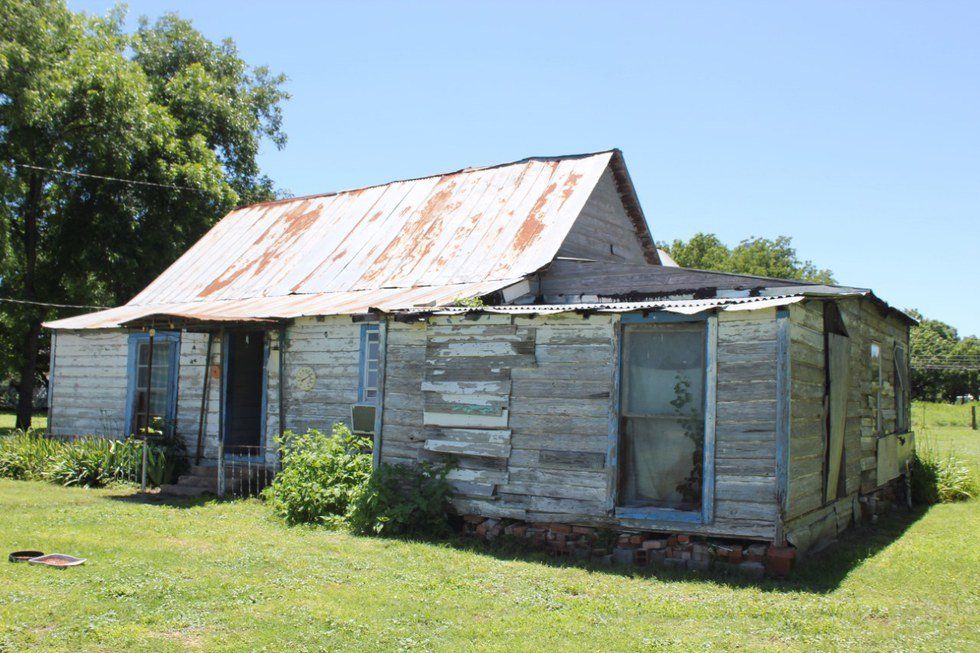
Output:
0,411,47,437
913,401,979,470
0,405,977,651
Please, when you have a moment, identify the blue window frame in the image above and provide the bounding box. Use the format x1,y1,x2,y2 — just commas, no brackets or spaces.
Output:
357,324,381,404
613,312,717,525
125,331,180,436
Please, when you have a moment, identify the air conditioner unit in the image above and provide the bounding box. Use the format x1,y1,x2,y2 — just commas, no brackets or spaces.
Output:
351,403,376,436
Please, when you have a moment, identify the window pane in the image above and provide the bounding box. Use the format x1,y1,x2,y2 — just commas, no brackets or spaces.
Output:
624,325,704,417
620,416,703,511
619,323,706,511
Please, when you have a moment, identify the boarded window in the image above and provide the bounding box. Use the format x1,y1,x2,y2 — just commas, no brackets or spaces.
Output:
618,322,706,512
894,344,909,432
823,303,850,503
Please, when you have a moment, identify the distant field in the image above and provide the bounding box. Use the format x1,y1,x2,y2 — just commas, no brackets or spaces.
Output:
0,411,46,436
913,401,979,469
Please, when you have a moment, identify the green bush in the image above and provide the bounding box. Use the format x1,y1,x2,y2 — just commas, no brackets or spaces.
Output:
347,461,454,538
911,446,977,504
264,424,372,525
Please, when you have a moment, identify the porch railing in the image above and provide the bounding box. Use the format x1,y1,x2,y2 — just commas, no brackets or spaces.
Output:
213,442,281,498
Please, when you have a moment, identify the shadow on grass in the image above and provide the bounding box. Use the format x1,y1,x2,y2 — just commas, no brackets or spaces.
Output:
104,484,928,594
394,506,928,595
105,489,232,510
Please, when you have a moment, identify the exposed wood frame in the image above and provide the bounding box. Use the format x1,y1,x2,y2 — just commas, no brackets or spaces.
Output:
774,307,791,543
372,318,389,469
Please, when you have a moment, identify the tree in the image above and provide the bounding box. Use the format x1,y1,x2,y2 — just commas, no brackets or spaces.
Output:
660,233,836,284
908,309,980,401
0,1,288,428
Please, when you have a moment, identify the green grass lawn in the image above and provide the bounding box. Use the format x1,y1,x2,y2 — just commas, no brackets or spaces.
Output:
0,406,977,652
0,411,47,437
913,401,979,470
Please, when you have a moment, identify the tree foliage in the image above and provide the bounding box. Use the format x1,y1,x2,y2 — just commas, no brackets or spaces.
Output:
0,0,288,426
907,309,980,401
660,233,836,284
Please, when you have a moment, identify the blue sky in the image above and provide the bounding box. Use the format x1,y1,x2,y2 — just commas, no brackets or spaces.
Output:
70,1,980,336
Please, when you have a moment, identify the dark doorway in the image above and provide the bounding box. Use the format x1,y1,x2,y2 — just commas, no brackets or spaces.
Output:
224,331,265,456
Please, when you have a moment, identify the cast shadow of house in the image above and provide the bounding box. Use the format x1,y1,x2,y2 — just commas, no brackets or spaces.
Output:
422,506,927,595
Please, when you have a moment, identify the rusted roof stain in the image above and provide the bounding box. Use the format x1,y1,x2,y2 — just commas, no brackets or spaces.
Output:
46,150,661,329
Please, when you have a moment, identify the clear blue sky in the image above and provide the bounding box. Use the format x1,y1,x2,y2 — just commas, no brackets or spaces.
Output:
70,1,980,336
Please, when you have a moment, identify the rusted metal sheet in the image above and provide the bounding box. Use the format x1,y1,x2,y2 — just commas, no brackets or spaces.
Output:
130,152,615,304
48,151,633,330
43,280,523,329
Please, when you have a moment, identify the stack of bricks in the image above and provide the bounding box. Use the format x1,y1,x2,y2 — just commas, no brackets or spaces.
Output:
460,516,797,577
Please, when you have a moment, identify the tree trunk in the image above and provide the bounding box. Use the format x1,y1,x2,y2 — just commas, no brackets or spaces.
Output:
14,319,41,430
14,173,43,431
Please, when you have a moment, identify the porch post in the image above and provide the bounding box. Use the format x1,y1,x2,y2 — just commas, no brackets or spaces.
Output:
217,327,226,496
195,331,214,465
143,327,155,437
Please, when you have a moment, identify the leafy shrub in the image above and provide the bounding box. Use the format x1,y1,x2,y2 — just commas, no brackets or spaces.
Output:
347,461,454,538
264,424,372,525
911,446,977,504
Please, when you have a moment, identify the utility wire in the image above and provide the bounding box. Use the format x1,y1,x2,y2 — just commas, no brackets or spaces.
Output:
0,297,110,310
12,162,208,193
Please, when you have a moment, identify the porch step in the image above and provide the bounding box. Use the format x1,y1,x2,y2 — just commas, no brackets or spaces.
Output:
158,464,276,498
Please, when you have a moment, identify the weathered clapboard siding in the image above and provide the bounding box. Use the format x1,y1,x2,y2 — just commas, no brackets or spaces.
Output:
379,321,427,466
785,300,826,520
48,330,130,436
555,167,649,264
378,310,782,540
281,316,362,434
783,297,911,549
710,310,779,539
174,331,217,456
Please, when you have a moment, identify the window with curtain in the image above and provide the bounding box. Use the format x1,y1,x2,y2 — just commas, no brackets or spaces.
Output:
618,322,706,512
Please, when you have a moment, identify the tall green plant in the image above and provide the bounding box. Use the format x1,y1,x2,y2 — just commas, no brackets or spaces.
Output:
264,424,373,525
347,462,454,538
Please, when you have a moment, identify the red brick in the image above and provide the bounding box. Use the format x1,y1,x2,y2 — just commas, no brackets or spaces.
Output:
550,523,573,535
676,534,690,544
572,525,596,536
765,546,797,577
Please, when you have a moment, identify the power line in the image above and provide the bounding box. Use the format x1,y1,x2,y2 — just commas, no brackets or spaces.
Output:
0,297,110,310
12,162,209,193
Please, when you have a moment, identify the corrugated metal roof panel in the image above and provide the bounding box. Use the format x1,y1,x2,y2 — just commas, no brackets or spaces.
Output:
128,152,615,306
43,280,522,330
412,294,831,316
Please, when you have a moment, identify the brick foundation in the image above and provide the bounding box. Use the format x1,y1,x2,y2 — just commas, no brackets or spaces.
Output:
458,517,797,577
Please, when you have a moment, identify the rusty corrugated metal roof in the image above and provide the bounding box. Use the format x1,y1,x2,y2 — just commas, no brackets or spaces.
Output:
48,150,644,329
43,281,522,329
132,151,617,303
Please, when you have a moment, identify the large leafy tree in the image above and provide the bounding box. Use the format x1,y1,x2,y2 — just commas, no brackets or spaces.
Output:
660,233,836,284
907,310,980,401
0,0,288,428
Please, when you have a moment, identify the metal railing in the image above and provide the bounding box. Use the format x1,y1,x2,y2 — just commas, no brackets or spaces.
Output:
212,442,280,498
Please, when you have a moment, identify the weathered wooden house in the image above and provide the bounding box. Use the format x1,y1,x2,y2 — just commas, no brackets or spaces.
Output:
45,150,914,553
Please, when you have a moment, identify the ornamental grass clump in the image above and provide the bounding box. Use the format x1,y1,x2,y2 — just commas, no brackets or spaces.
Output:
911,443,977,504
264,424,373,525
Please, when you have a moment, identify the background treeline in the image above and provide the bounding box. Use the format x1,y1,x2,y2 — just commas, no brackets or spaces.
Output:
660,233,979,402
